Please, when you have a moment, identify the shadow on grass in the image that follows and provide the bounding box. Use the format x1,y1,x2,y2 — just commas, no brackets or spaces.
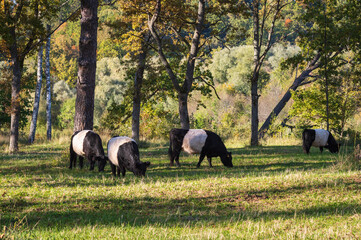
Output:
0,145,342,184
2,182,361,230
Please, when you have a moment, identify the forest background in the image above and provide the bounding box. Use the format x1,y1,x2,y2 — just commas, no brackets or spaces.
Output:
1,0,361,149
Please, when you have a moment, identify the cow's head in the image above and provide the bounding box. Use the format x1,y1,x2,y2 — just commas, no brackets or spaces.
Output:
134,161,151,176
97,156,108,172
221,152,233,167
328,143,339,153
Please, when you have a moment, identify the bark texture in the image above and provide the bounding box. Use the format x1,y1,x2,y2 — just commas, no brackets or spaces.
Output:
45,25,52,140
132,40,148,142
28,45,43,144
9,28,24,153
73,0,98,132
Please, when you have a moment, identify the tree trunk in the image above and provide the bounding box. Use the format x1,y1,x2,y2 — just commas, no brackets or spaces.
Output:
258,53,322,139
148,0,205,130
28,45,43,144
178,92,190,129
250,73,259,146
73,0,98,132
131,42,147,142
9,28,23,153
250,1,260,146
45,25,52,140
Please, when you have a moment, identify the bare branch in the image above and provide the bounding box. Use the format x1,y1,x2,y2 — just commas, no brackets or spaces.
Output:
194,76,221,100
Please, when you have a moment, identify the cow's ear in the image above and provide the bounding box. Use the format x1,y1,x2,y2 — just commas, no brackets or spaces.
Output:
145,161,150,167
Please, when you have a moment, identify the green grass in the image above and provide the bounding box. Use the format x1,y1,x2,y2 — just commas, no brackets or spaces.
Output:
1,142,361,239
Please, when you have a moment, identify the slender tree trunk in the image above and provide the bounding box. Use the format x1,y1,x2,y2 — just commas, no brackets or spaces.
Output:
148,0,205,130
28,45,43,144
132,42,147,142
45,25,52,140
258,53,322,139
250,72,259,146
178,92,190,129
74,0,98,132
9,28,23,153
250,1,260,146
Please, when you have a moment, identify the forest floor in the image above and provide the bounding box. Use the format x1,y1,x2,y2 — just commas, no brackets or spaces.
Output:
1,142,361,239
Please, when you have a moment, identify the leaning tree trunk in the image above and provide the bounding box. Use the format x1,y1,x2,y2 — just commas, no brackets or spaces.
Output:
73,0,98,132
258,53,322,139
28,45,43,144
131,43,147,143
9,28,23,153
45,25,52,140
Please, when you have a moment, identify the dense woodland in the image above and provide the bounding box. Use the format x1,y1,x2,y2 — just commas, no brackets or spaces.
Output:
1,0,361,152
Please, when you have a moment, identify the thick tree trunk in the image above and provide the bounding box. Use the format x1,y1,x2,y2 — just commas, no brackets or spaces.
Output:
73,0,98,132
131,43,147,142
9,29,23,153
258,53,322,139
178,92,190,129
45,25,52,140
28,45,43,144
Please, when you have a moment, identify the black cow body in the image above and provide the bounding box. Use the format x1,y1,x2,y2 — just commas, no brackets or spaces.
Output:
302,129,339,154
69,130,107,171
107,136,150,177
168,128,233,168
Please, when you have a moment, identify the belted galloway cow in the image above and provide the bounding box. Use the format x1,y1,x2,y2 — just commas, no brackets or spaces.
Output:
168,128,233,168
107,136,150,177
69,130,107,171
302,129,339,154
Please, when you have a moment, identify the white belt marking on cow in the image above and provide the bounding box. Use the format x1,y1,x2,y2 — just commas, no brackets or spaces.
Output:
312,129,329,147
182,129,207,154
108,136,135,166
72,130,92,156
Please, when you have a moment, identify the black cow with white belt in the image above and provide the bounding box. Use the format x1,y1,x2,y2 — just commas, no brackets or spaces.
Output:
302,129,339,154
168,128,233,168
69,130,107,171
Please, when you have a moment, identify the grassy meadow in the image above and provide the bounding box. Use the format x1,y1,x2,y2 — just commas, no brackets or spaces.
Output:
1,139,361,239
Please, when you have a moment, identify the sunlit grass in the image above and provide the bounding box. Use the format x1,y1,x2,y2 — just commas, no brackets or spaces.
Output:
1,141,361,239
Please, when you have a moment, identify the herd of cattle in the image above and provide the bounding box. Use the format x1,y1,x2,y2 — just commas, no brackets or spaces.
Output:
69,128,339,177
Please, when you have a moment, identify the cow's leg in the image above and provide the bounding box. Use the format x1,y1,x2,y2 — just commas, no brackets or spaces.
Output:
319,147,323,153
207,157,213,167
197,152,206,168
174,152,181,167
304,144,311,154
79,156,84,169
110,163,116,176
69,144,77,169
89,156,95,171
169,147,175,166
116,166,121,176
120,166,126,177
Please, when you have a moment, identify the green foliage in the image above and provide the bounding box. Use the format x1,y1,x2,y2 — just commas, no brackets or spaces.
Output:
209,46,270,95
0,62,33,130
57,97,75,130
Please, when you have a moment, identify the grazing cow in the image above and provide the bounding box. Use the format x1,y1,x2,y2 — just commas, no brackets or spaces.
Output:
302,129,339,154
69,130,107,171
107,136,150,177
168,128,233,168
